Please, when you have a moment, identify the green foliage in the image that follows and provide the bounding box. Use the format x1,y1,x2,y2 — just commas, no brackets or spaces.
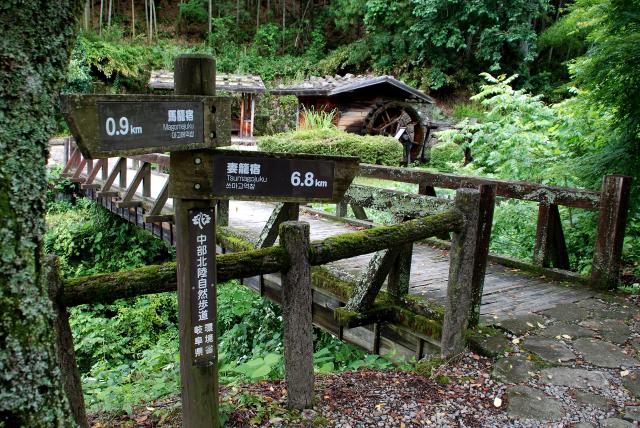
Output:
253,23,281,57
254,94,298,136
179,0,209,24
428,142,463,173
300,106,337,130
258,128,404,166
451,102,486,122
438,74,565,183
568,0,640,207
44,199,173,277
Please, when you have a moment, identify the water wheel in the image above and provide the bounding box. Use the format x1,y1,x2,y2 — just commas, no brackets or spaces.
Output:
362,101,426,165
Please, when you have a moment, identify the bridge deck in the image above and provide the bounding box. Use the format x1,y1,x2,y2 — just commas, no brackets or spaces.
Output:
227,200,594,323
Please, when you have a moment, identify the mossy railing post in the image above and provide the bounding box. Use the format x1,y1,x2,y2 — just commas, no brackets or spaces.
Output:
441,185,495,358
280,221,314,410
46,256,88,428
591,175,632,290
172,54,219,428
533,202,569,269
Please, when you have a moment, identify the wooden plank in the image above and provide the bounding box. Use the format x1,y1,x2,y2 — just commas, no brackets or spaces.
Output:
256,202,299,248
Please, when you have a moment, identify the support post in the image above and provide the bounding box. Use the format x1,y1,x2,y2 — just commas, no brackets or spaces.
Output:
279,221,314,410
216,200,229,226
256,202,299,248
336,200,347,218
172,54,219,428
591,175,632,290
346,248,401,312
387,242,412,299
46,256,88,428
440,185,495,358
533,202,569,269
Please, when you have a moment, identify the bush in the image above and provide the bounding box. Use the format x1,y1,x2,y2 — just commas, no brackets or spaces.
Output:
258,128,404,166
428,142,463,172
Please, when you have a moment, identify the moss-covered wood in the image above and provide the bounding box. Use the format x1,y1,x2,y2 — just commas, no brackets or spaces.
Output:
309,209,463,265
345,248,400,312
0,1,83,425
256,202,299,248
342,184,453,219
359,163,602,210
62,246,289,306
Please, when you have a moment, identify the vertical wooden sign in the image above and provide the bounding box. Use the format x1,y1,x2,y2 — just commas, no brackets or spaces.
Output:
171,54,220,428
188,208,217,365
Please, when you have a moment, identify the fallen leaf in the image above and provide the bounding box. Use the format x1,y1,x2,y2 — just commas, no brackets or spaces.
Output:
512,338,520,345
537,322,546,329
561,334,572,340
526,322,534,328
621,370,630,377
493,397,502,407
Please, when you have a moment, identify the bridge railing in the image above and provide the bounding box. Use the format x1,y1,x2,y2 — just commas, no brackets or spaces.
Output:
56,142,499,358
334,163,631,290
57,140,631,290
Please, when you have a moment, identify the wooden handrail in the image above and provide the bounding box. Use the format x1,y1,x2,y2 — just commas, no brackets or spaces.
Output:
359,164,601,209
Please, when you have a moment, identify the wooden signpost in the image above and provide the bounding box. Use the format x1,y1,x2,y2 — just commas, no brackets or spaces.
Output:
62,54,358,427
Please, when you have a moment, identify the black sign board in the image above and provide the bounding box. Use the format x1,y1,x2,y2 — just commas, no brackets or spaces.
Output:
60,94,231,159
98,101,204,151
168,149,360,203
212,155,334,199
188,208,217,366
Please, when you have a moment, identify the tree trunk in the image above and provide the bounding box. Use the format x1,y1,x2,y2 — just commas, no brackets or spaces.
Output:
0,1,83,425
131,0,135,38
108,0,112,27
100,0,104,34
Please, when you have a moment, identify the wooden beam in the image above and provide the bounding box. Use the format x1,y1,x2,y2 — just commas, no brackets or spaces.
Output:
116,162,151,208
359,164,601,210
96,157,126,197
591,175,632,289
256,202,299,248
345,248,401,312
533,203,569,269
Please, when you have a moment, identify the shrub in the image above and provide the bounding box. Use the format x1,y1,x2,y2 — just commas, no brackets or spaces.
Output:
258,128,404,166
428,141,463,172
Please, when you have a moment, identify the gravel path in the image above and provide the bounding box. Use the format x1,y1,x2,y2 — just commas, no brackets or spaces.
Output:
88,295,640,427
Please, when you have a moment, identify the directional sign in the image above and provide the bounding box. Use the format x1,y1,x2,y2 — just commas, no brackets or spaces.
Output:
169,149,359,203
60,94,230,159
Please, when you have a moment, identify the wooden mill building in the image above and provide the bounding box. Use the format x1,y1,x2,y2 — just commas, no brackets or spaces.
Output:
272,74,435,161
149,70,265,141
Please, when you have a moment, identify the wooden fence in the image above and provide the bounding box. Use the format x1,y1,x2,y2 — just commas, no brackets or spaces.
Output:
58,139,632,292
340,164,631,290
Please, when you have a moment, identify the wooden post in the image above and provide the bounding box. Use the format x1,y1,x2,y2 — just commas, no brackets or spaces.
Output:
172,54,219,428
387,243,412,299
440,185,495,358
257,202,299,248
46,256,88,428
591,175,632,290
336,200,347,218
533,202,569,269
216,200,229,226
279,221,314,410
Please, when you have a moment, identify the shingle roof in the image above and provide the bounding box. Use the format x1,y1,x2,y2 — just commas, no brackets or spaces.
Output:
149,70,266,93
271,74,434,103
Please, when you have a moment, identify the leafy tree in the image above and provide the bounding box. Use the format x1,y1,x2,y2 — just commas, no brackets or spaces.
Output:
0,1,83,425
568,0,640,200
409,0,550,89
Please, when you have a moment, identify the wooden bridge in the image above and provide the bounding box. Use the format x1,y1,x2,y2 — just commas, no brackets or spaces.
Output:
56,140,631,360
